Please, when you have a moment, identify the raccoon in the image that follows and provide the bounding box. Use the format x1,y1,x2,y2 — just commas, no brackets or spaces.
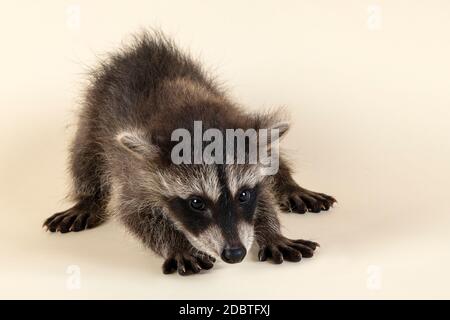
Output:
43,32,336,275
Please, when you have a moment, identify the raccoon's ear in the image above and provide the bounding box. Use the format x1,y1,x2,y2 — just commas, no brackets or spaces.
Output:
116,130,159,159
261,121,290,151
270,121,290,140
252,108,290,140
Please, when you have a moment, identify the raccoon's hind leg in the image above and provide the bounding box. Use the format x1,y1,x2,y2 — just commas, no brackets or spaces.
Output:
255,191,319,264
272,159,336,214
44,127,108,233
44,195,107,233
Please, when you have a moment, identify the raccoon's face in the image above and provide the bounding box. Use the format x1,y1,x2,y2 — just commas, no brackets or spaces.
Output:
159,163,262,263
116,115,287,263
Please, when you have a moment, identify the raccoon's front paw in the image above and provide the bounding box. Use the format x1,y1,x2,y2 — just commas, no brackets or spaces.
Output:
280,186,336,214
162,251,216,276
43,207,104,233
258,237,319,264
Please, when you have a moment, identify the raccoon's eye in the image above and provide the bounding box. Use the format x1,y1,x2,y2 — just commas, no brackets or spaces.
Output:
189,197,206,211
238,190,252,204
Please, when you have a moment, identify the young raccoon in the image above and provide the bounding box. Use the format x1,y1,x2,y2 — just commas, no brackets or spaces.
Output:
43,32,336,275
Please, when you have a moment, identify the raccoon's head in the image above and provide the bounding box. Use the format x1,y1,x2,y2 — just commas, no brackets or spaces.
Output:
116,117,288,263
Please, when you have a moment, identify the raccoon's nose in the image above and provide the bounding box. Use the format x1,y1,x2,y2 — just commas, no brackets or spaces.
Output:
221,246,247,264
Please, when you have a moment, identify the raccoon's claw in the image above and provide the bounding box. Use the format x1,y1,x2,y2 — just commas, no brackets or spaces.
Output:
258,237,319,264
280,187,336,214
43,207,105,233
162,252,216,276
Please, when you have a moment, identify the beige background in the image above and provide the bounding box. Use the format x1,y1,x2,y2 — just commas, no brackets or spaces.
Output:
1,0,450,299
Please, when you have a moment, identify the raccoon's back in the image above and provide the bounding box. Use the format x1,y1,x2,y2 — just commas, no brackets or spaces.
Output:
82,32,216,128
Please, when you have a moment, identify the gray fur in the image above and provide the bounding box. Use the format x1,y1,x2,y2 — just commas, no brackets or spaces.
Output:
44,31,336,275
